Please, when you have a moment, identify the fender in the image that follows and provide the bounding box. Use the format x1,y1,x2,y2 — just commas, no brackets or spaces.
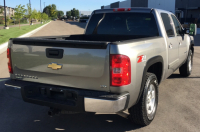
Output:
135,56,164,104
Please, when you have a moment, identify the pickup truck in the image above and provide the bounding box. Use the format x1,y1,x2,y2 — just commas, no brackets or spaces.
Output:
5,8,197,126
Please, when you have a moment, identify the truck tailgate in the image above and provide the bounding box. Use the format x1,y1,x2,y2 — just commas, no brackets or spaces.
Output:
10,38,110,92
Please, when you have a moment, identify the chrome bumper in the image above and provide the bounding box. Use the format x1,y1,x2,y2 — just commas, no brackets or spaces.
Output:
84,93,128,113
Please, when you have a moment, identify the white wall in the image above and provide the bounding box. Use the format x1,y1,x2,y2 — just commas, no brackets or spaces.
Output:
119,0,131,8
79,11,92,16
148,0,175,13
104,5,111,9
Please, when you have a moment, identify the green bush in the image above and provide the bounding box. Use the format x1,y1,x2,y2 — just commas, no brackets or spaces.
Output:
0,17,13,25
13,19,28,24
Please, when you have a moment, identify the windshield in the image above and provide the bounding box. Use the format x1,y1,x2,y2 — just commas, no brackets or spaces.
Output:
86,12,159,37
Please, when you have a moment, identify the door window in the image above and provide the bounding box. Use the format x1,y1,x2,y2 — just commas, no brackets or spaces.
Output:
161,13,175,37
171,15,183,36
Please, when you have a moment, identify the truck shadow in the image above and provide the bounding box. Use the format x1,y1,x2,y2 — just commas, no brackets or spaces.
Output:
66,21,87,29
168,74,200,79
30,113,142,132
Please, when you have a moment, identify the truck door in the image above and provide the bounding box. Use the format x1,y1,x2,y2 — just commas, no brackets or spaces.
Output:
171,15,188,64
161,13,179,71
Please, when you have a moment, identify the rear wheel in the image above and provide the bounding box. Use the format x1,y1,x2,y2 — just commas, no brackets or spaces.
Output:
179,49,193,77
128,72,158,126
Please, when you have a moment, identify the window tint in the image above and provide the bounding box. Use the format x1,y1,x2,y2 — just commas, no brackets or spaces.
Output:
161,13,175,37
86,13,159,37
171,15,182,36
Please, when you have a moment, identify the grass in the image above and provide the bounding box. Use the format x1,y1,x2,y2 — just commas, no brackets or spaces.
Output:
0,22,29,26
0,21,50,45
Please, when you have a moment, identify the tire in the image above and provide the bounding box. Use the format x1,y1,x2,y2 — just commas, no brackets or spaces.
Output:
128,72,158,126
179,49,193,77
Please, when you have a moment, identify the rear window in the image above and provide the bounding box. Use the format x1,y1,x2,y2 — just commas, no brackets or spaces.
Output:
85,13,159,37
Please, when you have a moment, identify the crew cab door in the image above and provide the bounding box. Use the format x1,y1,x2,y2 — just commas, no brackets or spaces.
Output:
171,15,188,64
161,13,179,71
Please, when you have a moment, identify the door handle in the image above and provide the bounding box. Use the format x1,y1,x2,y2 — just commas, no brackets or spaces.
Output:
179,42,182,45
169,43,173,49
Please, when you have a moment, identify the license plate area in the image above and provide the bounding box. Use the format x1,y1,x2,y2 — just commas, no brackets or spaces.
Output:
23,85,78,106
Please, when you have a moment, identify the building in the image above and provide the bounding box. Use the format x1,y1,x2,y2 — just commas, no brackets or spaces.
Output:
79,11,92,17
0,5,15,18
101,0,200,25
176,0,200,24
101,0,175,13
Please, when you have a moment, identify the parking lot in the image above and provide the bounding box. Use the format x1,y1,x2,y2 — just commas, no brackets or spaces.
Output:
0,21,200,132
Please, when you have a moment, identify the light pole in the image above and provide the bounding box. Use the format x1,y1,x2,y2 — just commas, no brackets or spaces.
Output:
4,0,9,29
29,0,33,25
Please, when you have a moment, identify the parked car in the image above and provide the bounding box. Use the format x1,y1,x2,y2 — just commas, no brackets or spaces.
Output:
5,8,197,126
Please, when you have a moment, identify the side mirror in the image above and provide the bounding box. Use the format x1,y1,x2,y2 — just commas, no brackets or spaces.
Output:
182,28,189,35
189,24,197,36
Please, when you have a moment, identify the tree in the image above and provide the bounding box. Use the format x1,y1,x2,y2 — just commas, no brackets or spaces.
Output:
37,11,42,22
43,6,50,16
43,4,57,19
31,9,40,21
66,8,80,19
66,11,71,18
52,4,57,10
50,6,57,19
71,8,79,18
14,4,26,29
42,13,48,22
57,11,64,19
26,3,33,25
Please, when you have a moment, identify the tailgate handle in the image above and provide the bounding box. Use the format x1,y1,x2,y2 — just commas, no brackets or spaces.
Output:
49,50,59,56
46,48,64,59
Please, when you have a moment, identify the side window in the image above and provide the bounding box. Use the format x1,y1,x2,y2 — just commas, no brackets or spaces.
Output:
171,15,183,36
161,13,175,37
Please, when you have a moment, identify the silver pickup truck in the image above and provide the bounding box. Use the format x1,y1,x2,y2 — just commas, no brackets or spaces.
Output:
5,8,197,126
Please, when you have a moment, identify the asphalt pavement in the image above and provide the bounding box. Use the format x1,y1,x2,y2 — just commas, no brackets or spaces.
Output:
0,21,200,132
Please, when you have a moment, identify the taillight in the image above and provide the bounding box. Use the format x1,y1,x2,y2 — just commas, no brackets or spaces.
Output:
113,8,131,12
110,54,131,86
7,48,13,74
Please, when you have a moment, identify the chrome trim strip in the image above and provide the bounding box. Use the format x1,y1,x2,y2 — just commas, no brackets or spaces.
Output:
84,95,127,113
5,84,21,89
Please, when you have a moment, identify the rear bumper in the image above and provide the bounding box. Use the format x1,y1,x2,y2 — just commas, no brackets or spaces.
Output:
5,79,129,113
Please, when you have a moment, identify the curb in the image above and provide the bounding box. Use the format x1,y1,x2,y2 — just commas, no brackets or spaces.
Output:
0,21,51,55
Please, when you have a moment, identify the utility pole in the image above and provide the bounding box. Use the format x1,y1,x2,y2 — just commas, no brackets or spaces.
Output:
4,0,7,28
40,0,41,12
44,2,45,10
29,0,33,25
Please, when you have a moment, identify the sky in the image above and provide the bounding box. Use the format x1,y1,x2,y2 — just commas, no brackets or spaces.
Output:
0,0,119,14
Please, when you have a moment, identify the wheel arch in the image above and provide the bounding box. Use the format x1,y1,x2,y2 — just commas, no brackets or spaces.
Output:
135,56,164,105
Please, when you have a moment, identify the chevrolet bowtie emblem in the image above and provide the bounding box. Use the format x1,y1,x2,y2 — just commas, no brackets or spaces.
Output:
48,63,62,70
